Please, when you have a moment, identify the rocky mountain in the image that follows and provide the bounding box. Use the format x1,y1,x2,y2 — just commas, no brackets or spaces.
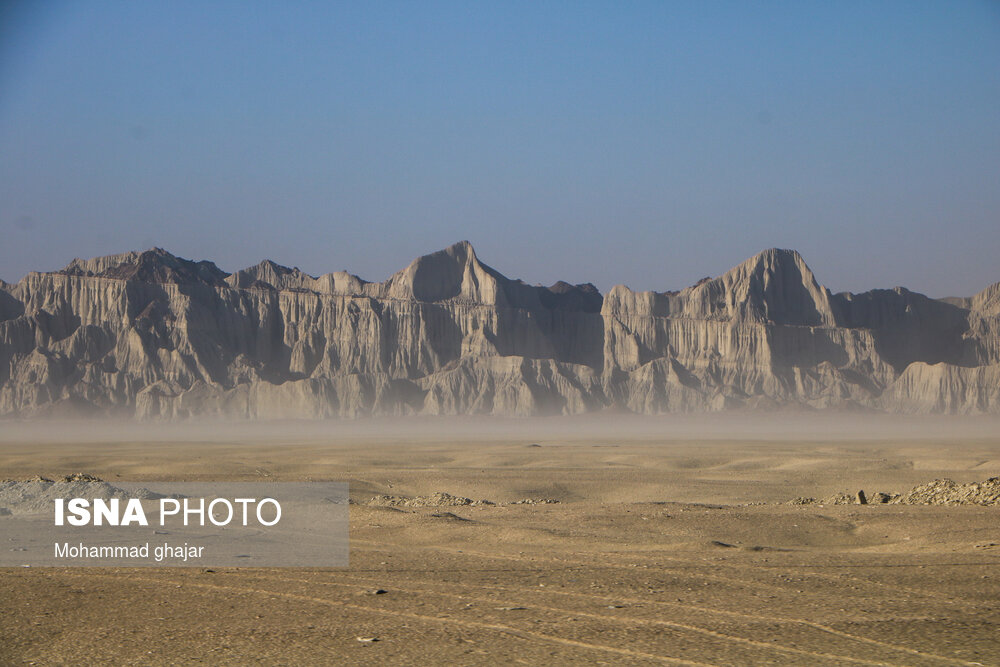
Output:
1,242,997,418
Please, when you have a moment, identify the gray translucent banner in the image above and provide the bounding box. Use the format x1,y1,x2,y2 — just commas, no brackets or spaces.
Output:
0,480,348,567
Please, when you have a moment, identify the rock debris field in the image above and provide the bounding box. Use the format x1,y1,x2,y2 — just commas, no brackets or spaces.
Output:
790,476,1000,506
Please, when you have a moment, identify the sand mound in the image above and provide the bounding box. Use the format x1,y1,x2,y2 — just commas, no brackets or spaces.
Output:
901,477,1000,505
364,492,560,508
366,492,495,508
790,477,1000,506
0,474,163,515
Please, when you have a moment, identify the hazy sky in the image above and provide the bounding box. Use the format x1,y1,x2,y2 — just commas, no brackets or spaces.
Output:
1,2,998,297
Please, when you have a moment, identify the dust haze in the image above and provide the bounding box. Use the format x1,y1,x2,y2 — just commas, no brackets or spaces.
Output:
3,413,1000,664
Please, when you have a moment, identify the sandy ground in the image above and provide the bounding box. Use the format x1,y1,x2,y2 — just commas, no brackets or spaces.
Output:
1,416,999,666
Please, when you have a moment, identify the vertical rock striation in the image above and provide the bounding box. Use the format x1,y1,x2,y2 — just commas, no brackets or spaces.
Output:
0,242,996,418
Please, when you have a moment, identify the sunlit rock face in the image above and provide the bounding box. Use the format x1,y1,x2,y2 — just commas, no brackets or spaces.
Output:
1,242,997,418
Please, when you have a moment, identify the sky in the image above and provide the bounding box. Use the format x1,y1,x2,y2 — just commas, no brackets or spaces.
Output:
1,1,998,297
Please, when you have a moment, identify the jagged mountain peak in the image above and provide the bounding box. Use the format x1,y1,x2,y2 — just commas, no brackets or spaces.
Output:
548,280,600,294
687,247,835,326
61,248,230,287
754,247,804,261
410,240,488,276
389,240,506,303
540,281,603,313
445,239,476,255
717,248,814,282
62,248,154,274
227,259,317,290
971,281,1000,316
602,248,836,327
256,258,294,273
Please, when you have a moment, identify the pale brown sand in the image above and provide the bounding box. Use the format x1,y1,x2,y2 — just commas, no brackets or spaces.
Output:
1,416,999,665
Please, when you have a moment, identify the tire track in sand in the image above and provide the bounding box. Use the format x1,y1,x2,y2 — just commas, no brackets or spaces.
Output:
353,537,993,613
250,571,905,667
346,540,982,665
60,572,718,667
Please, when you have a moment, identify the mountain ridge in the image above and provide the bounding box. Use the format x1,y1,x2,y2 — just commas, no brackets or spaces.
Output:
1,242,997,418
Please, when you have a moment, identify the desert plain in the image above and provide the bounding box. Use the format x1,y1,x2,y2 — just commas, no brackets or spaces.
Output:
1,414,999,666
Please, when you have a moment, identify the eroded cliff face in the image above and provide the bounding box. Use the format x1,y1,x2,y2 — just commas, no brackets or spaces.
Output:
0,242,996,418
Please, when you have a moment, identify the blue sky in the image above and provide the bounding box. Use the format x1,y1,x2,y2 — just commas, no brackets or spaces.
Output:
1,1,998,296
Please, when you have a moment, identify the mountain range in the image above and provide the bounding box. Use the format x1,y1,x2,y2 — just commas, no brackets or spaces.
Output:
1,242,998,418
